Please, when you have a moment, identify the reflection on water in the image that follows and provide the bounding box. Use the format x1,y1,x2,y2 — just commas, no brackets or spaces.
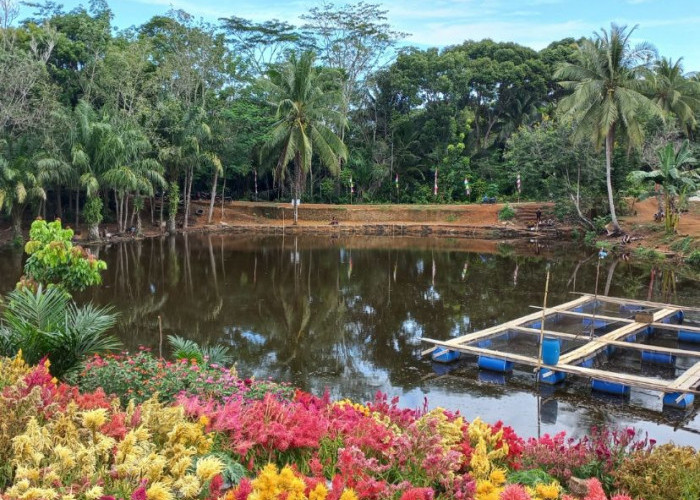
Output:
1,233,699,446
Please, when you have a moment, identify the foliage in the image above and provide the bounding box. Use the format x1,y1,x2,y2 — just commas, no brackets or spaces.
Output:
498,204,516,221
67,349,292,405
168,334,233,366
22,219,107,292
633,246,666,261
82,195,103,225
685,250,700,268
611,444,700,500
0,285,119,377
670,236,695,253
1,355,695,500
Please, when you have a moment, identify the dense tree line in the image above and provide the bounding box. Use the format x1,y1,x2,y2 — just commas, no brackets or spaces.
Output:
1,0,699,239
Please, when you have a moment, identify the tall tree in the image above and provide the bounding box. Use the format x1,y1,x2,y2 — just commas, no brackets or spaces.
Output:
650,57,700,136
556,24,661,233
261,51,347,224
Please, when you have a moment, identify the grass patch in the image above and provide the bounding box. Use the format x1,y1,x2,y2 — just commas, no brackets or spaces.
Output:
498,204,516,221
685,250,700,269
670,236,695,254
634,246,666,261
446,214,458,223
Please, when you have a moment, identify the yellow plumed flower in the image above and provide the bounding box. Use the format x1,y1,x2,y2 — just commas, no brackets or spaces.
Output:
82,409,108,430
21,487,59,500
146,482,174,500
174,475,202,498
489,467,507,486
309,482,328,500
534,481,561,500
84,486,104,500
339,489,358,500
475,479,501,500
195,456,225,482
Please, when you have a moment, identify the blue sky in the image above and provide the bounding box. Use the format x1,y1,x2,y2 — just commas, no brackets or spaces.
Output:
19,0,700,71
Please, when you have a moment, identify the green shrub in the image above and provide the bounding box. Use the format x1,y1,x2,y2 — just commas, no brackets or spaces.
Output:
634,246,666,261
498,204,516,221
83,195,103,225
612,444,700,500
686,250,700,268
670,236,694,254
22,219,107,292
168,334,233,366
584,231,597,247
0,286,119,377
67,349,293,405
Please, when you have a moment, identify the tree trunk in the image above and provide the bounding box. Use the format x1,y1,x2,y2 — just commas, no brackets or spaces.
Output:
55,187,62,220
75,188,80,228
184,167,193,229
88,222,100,241
605,128,621,233
293,158,300,225
136,205,142,236
208,168,218,224
159,191,165,229
114,190,120,233
11,207,23,241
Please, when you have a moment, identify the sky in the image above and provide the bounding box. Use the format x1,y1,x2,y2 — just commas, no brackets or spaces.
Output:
17,0,700,71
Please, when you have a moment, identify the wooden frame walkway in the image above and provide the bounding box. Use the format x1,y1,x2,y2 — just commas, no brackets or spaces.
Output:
421,295,700,402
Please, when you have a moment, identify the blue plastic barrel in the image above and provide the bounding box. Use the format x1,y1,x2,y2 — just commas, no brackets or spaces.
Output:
675,310,685,323
583,318,608,329
478,356,513,372
579,358,594,368
538,370,566,384
663,392,694,409
432,347,460,363
641,351,676,364
477,339,493,348
591,379,630,396
679,330,700,343
542,337,560,365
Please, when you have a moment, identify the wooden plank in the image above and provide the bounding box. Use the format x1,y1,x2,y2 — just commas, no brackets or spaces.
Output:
534,309,634,324
511,326,700,359
421,296,593,355
667,361,700,391
577,294,700,313
422,338,540,365
648,322,700,334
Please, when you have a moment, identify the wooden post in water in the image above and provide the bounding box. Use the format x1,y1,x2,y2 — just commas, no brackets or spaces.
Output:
158,315,163,359
536,265,551,373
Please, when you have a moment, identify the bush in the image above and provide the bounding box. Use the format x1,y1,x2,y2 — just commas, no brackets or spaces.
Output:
22,219,107,292
584,231,597,247
670,236,694,254
0,286,119,377
685,249,700,268
67,349,293,405
498,204,516,221
633,246,666,261
83,195,103,225
612,444,700,500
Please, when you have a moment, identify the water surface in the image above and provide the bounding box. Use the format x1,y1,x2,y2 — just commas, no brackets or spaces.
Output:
2,233,699,446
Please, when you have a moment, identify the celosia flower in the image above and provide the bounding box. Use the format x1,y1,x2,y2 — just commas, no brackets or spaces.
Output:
84,486,104,500
500,484,532,500
339,489,358,500
309,482,328,500
533,481,560,500
195,456,225,482
146,482,174,500
82,409,108,430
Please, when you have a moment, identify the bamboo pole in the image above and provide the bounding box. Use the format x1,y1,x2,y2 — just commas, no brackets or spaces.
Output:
536,265,551,374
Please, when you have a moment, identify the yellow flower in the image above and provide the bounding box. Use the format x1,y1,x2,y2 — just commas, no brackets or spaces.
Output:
534,481,561,500
339,489,358,500
489,467,507,486
199,415,210,427
309,482,328,500
195,456,225,482
146,482,174,500
174,475,202,498
475,479,501,500
81,409,108,430
21,487,59,500
84,486,104,500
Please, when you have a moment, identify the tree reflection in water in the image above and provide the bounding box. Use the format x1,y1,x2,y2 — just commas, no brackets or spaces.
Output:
1,234,695,445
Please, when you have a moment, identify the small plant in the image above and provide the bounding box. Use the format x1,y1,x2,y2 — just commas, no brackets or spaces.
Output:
611,444,700,500
633,246,666,261
22,219,107,292
670,236,694,254
446,214,458,223
686,249,700,268
168,334,233,366
0,285,119,377
498,204,516,221
584,231,597,247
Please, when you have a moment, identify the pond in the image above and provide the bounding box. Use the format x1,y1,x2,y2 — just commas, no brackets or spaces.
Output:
2,233,699,446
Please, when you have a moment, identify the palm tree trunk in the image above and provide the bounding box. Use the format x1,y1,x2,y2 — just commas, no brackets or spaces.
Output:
11,207,23,241
605,128,621,233
75,188,80,228
184,167,193,229
208,167,218,224
55,187,62,219
293,158,301,225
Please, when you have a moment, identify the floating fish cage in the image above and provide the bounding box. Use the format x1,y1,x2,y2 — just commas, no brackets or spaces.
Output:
422,294,700,409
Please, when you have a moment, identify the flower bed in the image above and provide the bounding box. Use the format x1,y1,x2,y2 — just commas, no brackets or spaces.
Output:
1,352,698,500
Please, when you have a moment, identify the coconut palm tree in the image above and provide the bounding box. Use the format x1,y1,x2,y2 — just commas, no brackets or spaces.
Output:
650,57,700,136
628,141,699,233
261,51,347,224
555,24,661,233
